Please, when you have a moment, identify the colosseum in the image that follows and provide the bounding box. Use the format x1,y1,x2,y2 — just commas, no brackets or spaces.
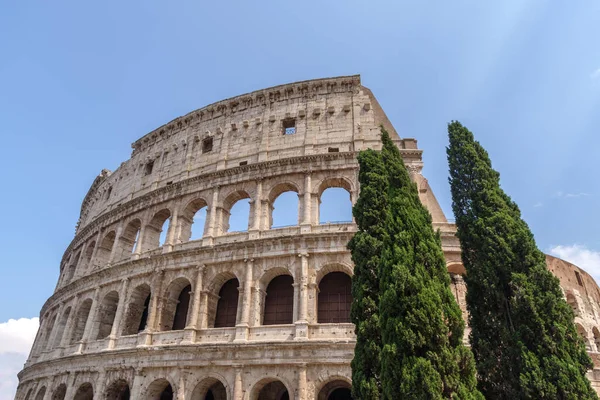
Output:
15,75,600,399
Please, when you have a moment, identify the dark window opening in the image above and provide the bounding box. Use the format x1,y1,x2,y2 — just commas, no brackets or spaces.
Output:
575,271,584,286
328,147,339,153
202,137,213,153
106,187,112,200
138,294,151,332
166,181,173,186
172,285,191,330
282,118,296,135
145,161,154,176
264,275,294,325
318,272,352,323
159,385,173,400
215,279,240,328
239,161,248,166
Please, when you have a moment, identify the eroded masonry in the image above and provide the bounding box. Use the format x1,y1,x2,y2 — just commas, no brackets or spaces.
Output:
16,76,600,400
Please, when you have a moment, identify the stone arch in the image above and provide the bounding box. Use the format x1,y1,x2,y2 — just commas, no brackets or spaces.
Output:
206,271,239,328
71,298,93,343
249,377,292,400
213,278,240,328
262,270,294,326
316,177,353,224
34,386,46,400
73,382,94,400
318,272,352,324
24,387,34,400
65,250,81,283
576,323,591,351
222,190,251,233
315,263,354,285
316,377,352,400
144,378,175,400
190,375,229,400
105,379,131,400
51,383,67,400
593,327,600,352
41,313,57,351
81,240,95,272
96,290,119,339
446,262,466,275
268,182,301,228
95,230,116,266
115,219,142,261
144,208,172,250
180,197,209,242
51,306,71,348
159,277,193,331
122,283,152,335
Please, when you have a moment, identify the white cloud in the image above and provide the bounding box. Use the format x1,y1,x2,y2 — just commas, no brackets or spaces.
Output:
533,202,543,208
591,68,600,80
553,191,591,199
0,318,39,400
549,244,600,283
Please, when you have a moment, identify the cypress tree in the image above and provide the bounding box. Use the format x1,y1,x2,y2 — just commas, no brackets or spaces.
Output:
447,121,597,399
377,128,482,399
348,149,388,400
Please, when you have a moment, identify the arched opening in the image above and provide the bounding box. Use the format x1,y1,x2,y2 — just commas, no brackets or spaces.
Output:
191,378,227,400
319,188,352,224
263,275,294,325
34,387,46,400
115,220,141,261
251,379,289,400
181,198,209,242
24,388,33,400
65,251,81,283
318,272,352,323
145,379,173,400
271,191,300,228
95,231,116,266
214,279,240,328
122,284,151,335
223,191,251,233
144,209,172,250
576,324,591,351
70,299,93,343
41,314,57,351
566,292,579,316
593,327,600,352
105,379,131,400
317,380,352,400
51,307,71,348
96,291,119,339
73,383,93,400
81,241,95,272
159,278,192,331
51,383,67,400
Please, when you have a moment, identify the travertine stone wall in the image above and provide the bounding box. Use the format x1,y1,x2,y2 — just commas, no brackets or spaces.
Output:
16,76,600,399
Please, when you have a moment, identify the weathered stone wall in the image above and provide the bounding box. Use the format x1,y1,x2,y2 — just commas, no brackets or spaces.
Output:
16,76,600,399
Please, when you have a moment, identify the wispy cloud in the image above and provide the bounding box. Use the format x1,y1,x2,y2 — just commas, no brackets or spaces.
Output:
591,68,600,80
549,244,600,284
533,202,543,208
0,318,39,400
553,191,591,199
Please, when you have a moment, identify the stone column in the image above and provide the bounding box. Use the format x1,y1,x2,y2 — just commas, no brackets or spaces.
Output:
132,225,146,260
140,271,164,346
235,259,254,342
78,287,101,353
251,180,262,233
60,295,81,349
108,278,130,349
177,371,186,400
95,371,107,400
45,303,64,352
108,222,124,265
87,231,102,270
297,364,307,400
295,253,309,340
41,380,53,400
183,265,205,343
199,291,209,329
129,369,144,400
301,173,312,232
163,206,179,253
208,186,220,238
233,367,243,400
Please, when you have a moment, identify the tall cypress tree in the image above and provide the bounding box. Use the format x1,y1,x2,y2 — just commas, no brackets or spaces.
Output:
348,149,388,400
377,128,482,399
447,121,597,399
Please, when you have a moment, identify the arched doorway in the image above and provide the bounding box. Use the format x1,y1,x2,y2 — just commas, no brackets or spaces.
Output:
263,275,294,325
105,379,130,400
317,380,352,400
214,279,240,328
51,383,66,400
318,272,352,323
251,379,289,400
73,383,94,400
191,378,227,400
146,379,173,400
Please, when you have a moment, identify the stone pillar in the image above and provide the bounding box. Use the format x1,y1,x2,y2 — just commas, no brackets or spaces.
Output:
140,271,164,346
108,278,129,349
199,291,209,329
95,371,107,400
295,253,309,340
301,173,312,232
177,371,186,400
108,222,124,265
183,266,205,343
45,303,64,352
235,259,254,342
60,295,81,349
41,381,53,400
163,206,179,253
233,367,244,400
251,180,263,232
87,231,102,270
297,364,307,400
78,287,101,353
132,224,146,260
129,369,144,400
208,187,220,238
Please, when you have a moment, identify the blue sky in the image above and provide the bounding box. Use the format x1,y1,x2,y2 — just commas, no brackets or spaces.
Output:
0,2,599,390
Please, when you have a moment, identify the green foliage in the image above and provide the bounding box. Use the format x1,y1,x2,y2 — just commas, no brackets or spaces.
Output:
447,121,597,400
350,127,482,399
348,149,388,400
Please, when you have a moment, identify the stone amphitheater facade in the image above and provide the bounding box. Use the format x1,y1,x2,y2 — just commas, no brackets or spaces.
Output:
15,75,600,400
